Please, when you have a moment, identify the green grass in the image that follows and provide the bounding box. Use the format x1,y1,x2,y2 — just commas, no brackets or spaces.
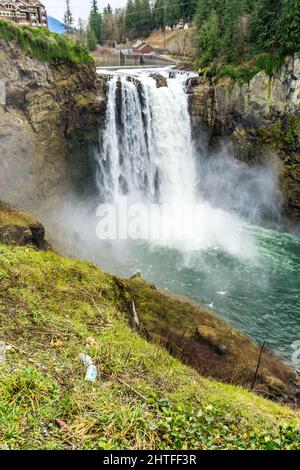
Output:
0,243,299,450
257,115,300,149
255,53,286,77
215,64,259,83
0,19,92,64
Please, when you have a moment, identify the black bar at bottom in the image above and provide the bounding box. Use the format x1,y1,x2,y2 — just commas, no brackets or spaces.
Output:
0,450,299,465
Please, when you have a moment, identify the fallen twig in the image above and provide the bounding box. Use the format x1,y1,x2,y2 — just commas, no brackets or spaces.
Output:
7,343,48,373
251,341,266,390
117,377,147,401
90,294,105,323
132,300,140,329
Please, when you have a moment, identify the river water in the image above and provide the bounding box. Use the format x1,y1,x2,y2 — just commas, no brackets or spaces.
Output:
81,68,300,364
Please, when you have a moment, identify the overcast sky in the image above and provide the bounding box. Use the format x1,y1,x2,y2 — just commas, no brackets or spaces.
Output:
44,0,126,23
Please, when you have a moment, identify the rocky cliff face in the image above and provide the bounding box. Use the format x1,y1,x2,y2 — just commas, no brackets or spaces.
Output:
0,38,106,213
188,56,300,222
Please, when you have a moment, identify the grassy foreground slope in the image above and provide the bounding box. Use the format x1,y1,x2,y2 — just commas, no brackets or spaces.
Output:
0,243,299,450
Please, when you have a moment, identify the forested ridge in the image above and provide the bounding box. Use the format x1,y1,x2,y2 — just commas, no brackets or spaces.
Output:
195,0,300,69
70,0,300,74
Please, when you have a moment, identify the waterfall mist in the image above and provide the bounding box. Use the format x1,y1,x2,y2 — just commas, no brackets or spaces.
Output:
194,141,283,228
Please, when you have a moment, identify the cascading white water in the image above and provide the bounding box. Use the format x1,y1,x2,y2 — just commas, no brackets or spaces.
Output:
96,68,255,257
98,71,197,205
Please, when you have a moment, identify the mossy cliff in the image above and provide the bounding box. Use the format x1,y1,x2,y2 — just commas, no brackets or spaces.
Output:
188,56,300,222
0,22,105,212
0,234,300,450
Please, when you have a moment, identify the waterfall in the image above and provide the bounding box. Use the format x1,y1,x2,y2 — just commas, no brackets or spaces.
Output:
95,69,255,258
97,71,197,206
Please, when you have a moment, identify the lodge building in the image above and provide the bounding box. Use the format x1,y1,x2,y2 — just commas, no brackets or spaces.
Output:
0,1,48,28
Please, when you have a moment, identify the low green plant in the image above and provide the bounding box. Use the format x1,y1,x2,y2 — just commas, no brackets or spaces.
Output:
216,64,259,83
255,53,286,76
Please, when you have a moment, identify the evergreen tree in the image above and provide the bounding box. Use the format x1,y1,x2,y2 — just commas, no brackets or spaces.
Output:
64,0,74,33
153,0,165,28
89,0,103,44
195,0,222,27
182,0,197,22
277,0,300,54
103,4,116,43
250,0,282,53
221,0,244,61
198,12,219,65
139,0,152,37
194,0,300,67
165,0,181,27
133,0,142,36
115,8,126,43
87,27,97,51
125,0,136,38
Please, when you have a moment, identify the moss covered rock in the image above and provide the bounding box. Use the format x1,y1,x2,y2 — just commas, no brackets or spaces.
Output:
0,202,48,249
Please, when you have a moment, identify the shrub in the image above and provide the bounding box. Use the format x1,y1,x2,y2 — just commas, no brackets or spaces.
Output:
255,53,286,76
216,64,259,83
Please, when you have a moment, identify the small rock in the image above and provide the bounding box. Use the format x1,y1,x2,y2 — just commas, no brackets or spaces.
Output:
217,344,227,355
150,73,167,88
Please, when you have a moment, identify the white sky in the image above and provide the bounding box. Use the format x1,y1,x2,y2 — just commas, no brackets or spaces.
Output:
44,0,126,23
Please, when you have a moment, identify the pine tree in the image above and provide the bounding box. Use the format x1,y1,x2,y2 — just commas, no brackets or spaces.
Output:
198,12,219,65
87,27,97,51
277,0,300,54
103,4,116,43
250,0,282,53
115,8,126,43
64,0,74,33
139,0,152,37
182,0,197,22
165,0,181,27
89,0,103,44
133,0,142,37
153,0,165,29
125,0,135,38
221,0,244,61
